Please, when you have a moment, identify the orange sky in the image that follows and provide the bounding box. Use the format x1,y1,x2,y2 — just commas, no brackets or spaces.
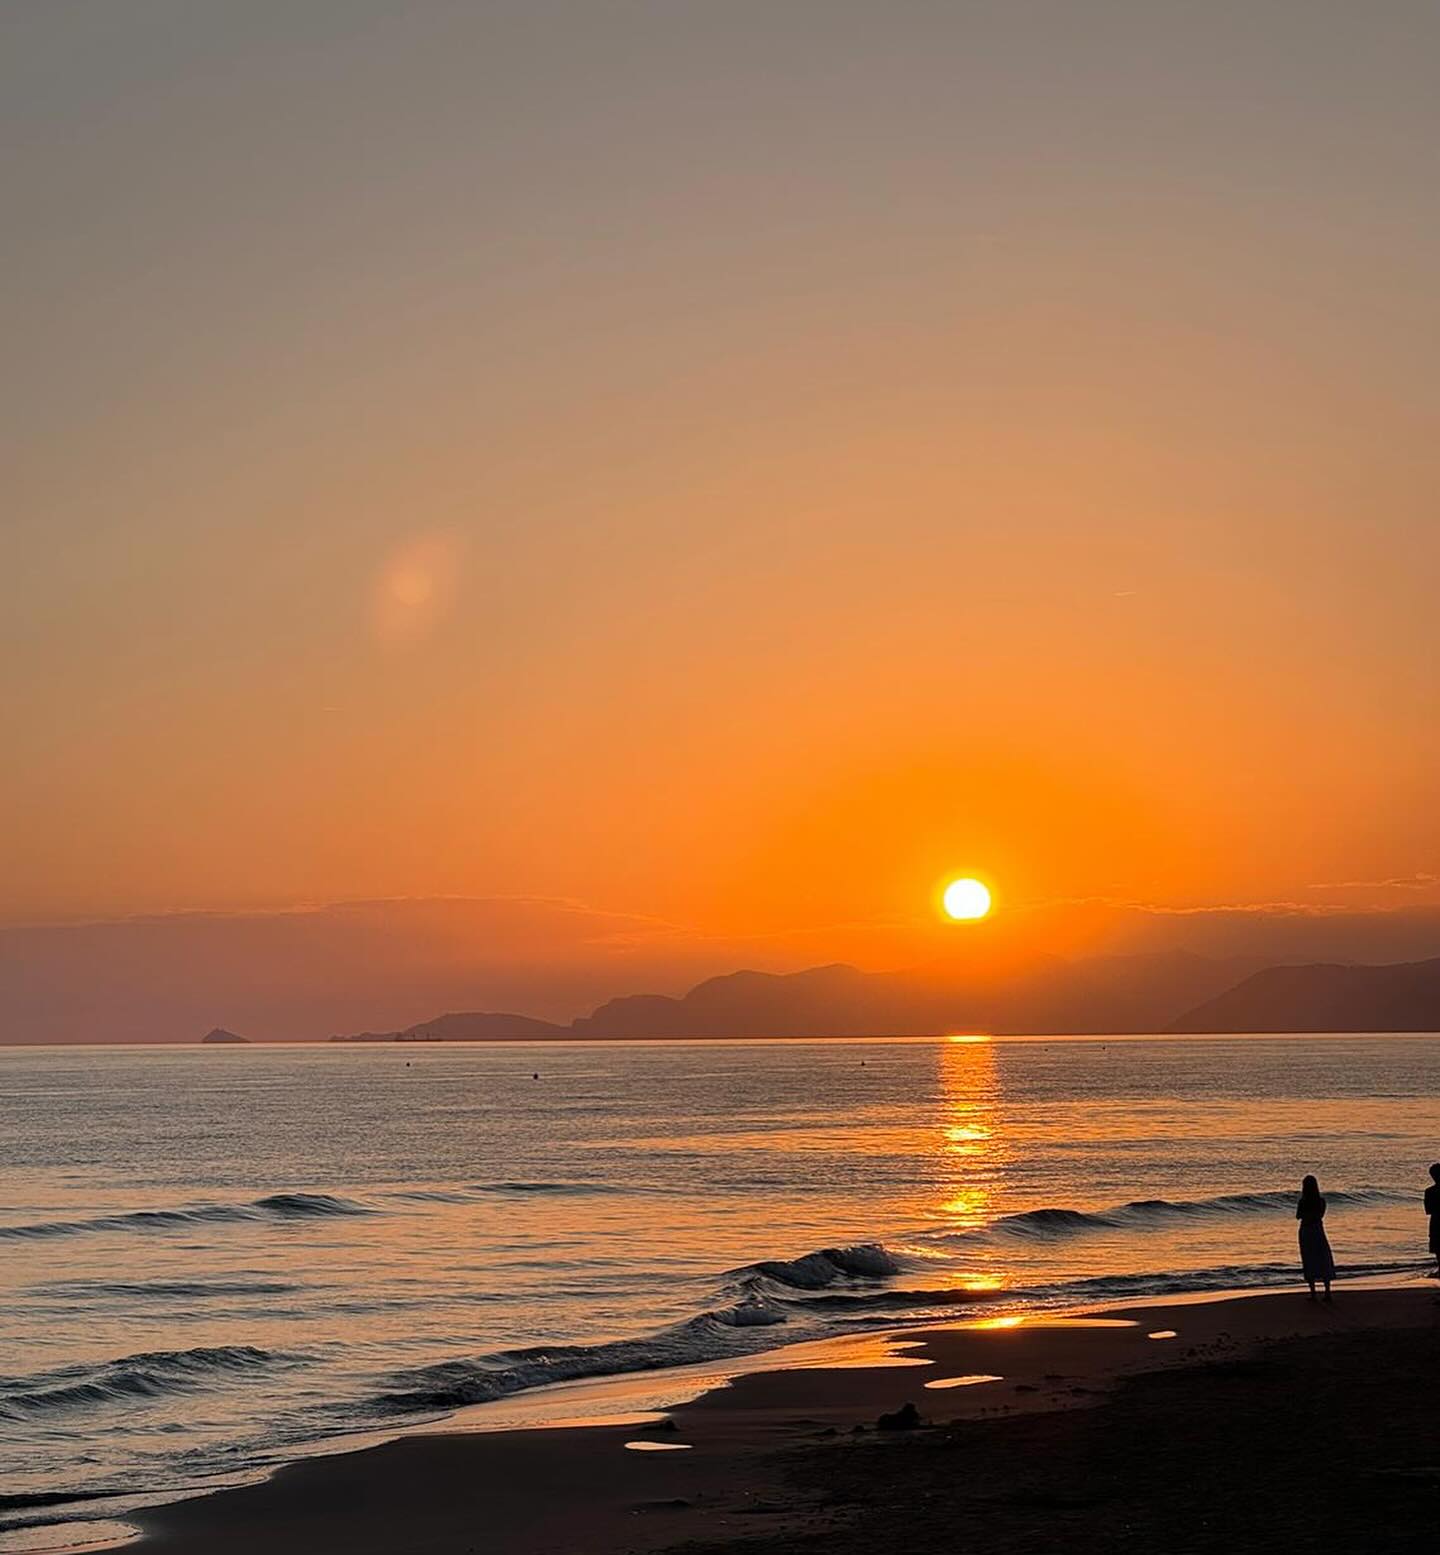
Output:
4,2,1438,979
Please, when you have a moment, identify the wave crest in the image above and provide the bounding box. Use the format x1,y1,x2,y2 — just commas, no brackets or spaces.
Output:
738,1242,900,1290
0,1191,372,1242
933,1187,1414,1246
0,1346,300,1419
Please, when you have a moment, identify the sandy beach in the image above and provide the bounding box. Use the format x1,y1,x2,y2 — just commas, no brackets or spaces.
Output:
127,1283,1440,1555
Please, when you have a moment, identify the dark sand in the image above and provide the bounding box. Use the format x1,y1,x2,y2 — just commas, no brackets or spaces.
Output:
133,1286,1440,1555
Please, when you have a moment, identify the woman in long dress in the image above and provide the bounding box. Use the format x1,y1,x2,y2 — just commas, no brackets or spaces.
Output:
1296,1174,1335,1301
1425,1163,1440,1280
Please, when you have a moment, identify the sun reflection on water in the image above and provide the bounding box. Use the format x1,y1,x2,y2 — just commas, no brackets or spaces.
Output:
931,1036,1008,1234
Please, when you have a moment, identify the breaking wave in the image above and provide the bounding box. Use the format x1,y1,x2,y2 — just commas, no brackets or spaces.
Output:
0,1346,304,1420
371,1304,790,1416
731,1243,901,1290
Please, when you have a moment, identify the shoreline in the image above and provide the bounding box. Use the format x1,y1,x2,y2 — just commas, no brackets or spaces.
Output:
79,1279,1432,1554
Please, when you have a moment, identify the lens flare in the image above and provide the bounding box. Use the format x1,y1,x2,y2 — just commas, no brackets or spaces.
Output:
373,531,462,644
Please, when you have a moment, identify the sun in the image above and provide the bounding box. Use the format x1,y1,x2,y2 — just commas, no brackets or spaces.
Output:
942,877,992,921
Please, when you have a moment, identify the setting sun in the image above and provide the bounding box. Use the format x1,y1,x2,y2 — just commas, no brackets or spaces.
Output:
942,877,993,921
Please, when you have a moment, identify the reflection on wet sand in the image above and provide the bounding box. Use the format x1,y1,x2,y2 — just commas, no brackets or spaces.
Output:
773,1337,933,1371
969,1314,1140,1330
924,1373,1004,1390
1019,1318,1139,1329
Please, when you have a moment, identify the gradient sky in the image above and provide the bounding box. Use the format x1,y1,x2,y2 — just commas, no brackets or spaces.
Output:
5,2,1438,990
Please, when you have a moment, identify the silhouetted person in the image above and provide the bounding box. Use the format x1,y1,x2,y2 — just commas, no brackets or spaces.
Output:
1426,1163,1440,1279
1296,1174,1334,1301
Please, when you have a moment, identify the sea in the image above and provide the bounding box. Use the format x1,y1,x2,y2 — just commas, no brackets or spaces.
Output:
4,1035,1438,1548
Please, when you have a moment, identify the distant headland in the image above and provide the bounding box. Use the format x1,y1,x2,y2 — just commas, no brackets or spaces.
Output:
324,953,1440,1043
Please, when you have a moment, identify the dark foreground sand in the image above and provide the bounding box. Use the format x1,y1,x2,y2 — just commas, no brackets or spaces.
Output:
134,1285,1440,1555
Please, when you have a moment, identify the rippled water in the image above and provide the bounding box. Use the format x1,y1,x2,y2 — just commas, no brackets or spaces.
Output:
4,1035,1438,1545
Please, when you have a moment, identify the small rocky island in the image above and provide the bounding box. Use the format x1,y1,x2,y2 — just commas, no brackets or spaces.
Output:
201,1027,249,1044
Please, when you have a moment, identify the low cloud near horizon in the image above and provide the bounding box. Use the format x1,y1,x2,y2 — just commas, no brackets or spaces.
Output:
5,893,1440,1044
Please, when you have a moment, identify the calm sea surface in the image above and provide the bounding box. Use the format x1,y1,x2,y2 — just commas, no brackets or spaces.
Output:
4,1036,1438,1545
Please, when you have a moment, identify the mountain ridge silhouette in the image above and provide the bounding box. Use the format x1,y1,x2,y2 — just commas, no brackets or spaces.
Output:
326,949,1275,1040
331,951,1440,1041
1168,954,1440,1033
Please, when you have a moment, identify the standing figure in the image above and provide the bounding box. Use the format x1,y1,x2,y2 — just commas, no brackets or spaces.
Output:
1426,1163,1440,1280
1296,1174,1334,1301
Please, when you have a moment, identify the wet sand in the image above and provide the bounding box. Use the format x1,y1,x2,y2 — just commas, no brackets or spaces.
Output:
133,1285,1440,1555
